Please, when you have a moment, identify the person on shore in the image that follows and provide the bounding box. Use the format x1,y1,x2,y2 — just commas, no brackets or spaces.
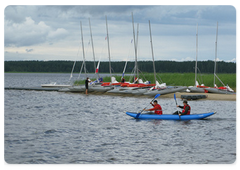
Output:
143,100,162,115
173,100,191,116
121,77,125,83
85,77,91,95
134,77,138,84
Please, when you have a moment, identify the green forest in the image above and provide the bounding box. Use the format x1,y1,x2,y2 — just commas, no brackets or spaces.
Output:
4,60,236,74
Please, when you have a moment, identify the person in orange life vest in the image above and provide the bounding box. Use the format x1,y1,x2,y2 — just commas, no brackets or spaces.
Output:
143,100,162,115
173,100,191,116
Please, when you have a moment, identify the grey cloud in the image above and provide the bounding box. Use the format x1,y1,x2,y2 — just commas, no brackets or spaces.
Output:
54,5,146,15
26,49,33,52
5,5,38,23
5,5,236,24
4,5,236,62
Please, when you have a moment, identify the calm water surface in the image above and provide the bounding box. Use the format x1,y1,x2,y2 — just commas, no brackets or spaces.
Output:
4,73,236,164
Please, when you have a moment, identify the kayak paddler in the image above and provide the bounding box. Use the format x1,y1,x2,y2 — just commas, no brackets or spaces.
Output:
143,100,162,115
173,100,191,116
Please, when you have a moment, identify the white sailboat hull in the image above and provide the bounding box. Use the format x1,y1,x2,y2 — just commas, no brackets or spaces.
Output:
144,86,187,96
58,85,85,92
188,86,206,93
89,85,113,92
205,87,236,94
41,84,71,88
131,88,149,95
107,87,136,94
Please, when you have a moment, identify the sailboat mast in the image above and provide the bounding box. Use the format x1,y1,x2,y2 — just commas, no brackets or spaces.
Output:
149,20,157,84
89,18,99,79
136,23,139,80
69,61,76,81
214,22,218,86
194,23,198,86
105,16,112,78
131,12,138,81
77,61,84,79
122,60,128,79
80,21,87,78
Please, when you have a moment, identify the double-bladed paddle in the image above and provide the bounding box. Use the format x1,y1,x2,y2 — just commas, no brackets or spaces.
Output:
174,93,181,120
136,94,161,119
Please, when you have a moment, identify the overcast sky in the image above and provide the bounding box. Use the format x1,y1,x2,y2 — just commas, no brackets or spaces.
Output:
4,5,236,62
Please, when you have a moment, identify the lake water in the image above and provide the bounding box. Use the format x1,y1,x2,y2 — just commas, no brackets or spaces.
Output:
4,73,236,164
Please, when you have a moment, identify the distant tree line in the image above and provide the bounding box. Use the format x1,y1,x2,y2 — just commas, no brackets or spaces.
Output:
4,60,236,73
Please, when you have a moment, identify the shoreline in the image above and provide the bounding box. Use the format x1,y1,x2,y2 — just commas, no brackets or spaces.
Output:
4,86,236,101
88,91,236,101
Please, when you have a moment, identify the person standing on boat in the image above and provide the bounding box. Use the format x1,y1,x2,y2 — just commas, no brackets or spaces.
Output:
121,77,125,83
143,100,162,115
134,77,138,84
85,77,91,95
173,100,191,115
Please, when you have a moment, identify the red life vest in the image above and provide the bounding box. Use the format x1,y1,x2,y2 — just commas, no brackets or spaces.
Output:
150,104,162,115
182,104,191,115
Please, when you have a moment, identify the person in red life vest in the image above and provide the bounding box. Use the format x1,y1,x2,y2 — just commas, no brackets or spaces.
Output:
134,77,138,84
173,100,191,116
121,77,125,83
143,100,162,115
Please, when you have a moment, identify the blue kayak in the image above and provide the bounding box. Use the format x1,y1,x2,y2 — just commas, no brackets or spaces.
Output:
126,112,216,120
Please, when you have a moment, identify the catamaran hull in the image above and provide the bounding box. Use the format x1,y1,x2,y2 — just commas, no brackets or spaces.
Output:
41,84,71,88
58,85,87,92
144,86,187,96
107,87,136,94
188,87,206,93
131,88,149,95
205,87,236,94
59,84,113,92
107,87,122,93
120,87,140,94
89,86,114,92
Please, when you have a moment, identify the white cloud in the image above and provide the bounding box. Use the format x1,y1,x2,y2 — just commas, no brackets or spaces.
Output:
48,28,69,40
5,17,69,47
226,58,236,63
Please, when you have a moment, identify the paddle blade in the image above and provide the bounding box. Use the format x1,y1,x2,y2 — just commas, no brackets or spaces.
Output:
174,93,178,105
155,94,160,99
136,113,140,119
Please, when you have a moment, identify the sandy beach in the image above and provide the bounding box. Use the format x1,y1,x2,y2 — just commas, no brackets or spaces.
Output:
162,92,236,101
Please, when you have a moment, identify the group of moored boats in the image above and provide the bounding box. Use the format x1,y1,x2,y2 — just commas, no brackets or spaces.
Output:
41,19,235,97
41,78,235,96
187,81,235,95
